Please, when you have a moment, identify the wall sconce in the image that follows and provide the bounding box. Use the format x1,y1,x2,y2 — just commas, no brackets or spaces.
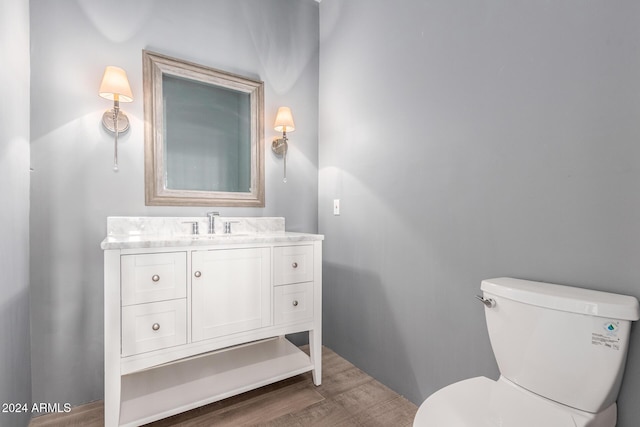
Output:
272,106,295,183
99,66,133,171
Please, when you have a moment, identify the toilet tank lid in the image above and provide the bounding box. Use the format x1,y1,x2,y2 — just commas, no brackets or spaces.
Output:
481,277,640,321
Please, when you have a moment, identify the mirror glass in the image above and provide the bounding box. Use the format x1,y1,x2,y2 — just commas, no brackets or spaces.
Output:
143,50,264,206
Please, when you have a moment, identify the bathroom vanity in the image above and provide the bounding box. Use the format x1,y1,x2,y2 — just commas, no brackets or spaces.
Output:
101,217,323,427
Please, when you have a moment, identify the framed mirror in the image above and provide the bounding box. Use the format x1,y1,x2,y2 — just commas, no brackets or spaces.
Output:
143,50,265,206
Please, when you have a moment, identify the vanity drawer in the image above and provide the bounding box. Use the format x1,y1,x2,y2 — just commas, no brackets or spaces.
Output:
121,299,187,357
121,252,187,306
273,245,313,286
274,282,313,325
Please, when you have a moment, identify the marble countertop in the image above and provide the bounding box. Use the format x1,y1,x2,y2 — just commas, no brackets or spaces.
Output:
100,216,323,250
101,231,323,250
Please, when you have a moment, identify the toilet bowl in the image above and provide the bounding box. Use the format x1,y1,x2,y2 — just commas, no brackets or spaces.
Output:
413,277,640,427
414,376,616,427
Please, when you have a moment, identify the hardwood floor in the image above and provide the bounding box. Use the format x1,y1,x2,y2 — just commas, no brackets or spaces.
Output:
30,346,417,427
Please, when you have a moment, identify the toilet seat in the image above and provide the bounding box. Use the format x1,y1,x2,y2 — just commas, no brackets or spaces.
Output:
413,376,616,427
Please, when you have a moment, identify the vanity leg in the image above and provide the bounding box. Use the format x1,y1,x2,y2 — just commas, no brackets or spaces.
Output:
104,373,121,427
310,240,322,386
104,250,122,426
309,328,322,386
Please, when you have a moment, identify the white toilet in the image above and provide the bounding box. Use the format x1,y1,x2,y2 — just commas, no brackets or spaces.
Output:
414,277,640,427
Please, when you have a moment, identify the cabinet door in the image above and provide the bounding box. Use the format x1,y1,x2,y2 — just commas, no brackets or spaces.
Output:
192,247,271,342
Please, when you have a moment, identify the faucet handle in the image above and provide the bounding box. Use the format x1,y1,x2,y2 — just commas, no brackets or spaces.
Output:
224,221,240,234
182,221,199,235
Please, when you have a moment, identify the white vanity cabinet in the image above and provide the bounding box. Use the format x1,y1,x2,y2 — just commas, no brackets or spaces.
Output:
102,220,322,427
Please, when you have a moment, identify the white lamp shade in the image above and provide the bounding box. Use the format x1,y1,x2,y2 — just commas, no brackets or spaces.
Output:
99,66,133,102
274,107,295,132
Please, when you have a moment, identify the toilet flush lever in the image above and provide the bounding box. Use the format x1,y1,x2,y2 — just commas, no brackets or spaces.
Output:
475,295,496,308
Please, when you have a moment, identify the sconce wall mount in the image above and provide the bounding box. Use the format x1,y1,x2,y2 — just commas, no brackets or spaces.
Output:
101,107,130,133
271,136,287,156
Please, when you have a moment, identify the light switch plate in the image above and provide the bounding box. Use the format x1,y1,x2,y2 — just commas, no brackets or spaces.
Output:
333,199,340,215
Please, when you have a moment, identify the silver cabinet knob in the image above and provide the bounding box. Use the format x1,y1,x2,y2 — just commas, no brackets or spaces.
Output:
152,323,160,331
194,271,202,278
292,262,298,269
152,274,160,282
292,300,299,307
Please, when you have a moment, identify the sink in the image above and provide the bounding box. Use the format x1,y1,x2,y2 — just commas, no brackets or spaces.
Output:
191,233,249,239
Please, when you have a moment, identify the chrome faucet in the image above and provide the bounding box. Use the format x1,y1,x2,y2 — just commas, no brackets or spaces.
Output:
207,212,220,234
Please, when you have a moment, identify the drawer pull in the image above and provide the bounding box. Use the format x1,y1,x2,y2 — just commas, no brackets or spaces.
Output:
292,300,299,307
152,274,160,282
194,271,202,278
292,262,298,269
152,323,160,331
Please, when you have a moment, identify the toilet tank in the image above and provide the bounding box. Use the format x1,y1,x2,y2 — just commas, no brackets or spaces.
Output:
481,277,640,414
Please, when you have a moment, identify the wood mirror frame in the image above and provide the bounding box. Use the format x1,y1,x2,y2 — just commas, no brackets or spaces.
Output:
143,50,265,207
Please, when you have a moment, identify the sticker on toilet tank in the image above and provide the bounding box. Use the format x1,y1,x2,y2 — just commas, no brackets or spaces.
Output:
591,321,621,351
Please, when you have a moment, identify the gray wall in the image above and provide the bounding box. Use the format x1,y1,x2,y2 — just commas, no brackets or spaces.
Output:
0,0,32,426
318,1,640,426
29,0,318,408
23,1,640,424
